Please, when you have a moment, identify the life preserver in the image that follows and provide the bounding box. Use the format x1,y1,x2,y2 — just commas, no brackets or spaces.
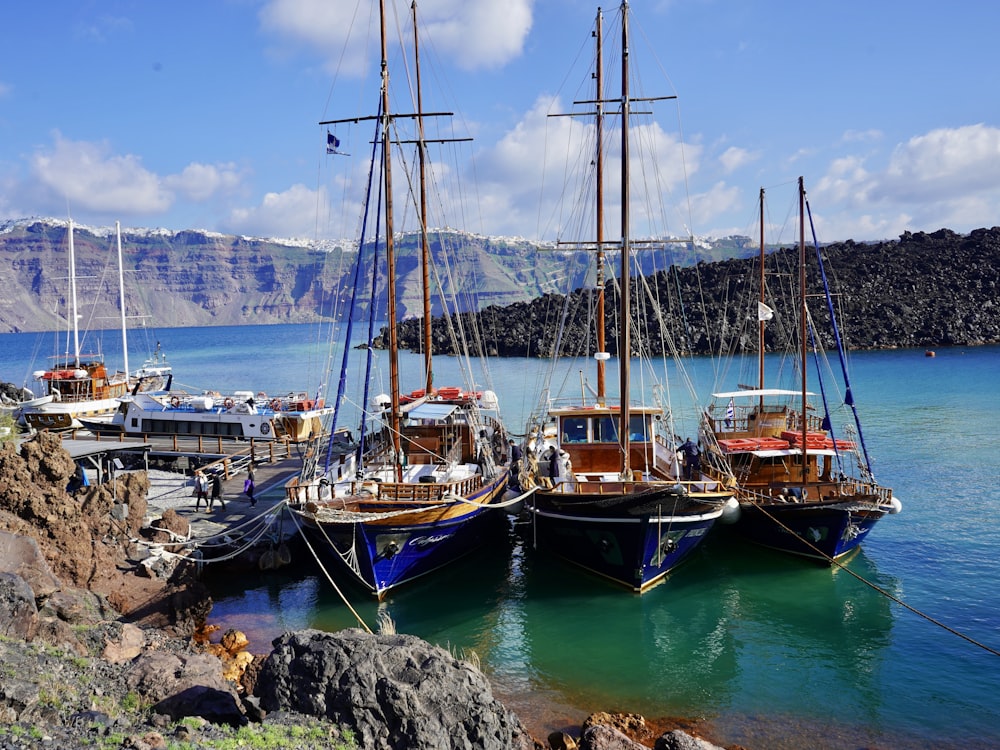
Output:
270,398,282,411
224,397,235,409
170,396,181,408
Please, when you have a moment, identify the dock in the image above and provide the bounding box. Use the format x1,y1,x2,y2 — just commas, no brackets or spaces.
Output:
58,431,321,571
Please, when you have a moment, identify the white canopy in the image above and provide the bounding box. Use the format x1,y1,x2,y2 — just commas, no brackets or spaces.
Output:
711,388,815,399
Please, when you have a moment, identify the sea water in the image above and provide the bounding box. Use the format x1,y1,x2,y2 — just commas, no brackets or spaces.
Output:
2,325,998,749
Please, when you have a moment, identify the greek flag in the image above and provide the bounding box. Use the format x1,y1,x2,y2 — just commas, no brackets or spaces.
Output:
725,398,735,428
326,131,340,153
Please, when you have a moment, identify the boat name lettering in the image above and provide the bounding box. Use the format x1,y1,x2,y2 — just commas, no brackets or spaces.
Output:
408,533,455,548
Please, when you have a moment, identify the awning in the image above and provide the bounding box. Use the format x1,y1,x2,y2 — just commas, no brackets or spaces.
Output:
711,388,815,399
406,403,459,422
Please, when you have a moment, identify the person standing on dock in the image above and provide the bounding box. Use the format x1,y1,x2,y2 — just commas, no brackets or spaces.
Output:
193,470,209,511
245,463,256,507
209,473,225,512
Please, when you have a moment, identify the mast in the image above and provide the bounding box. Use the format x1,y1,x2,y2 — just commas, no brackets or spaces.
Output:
68,219,81,367
798,176,808,482
116,221,129,377
594,7,607,405
412,1,433,396
379,0,403,480
618,1,632,478
757,188,765,391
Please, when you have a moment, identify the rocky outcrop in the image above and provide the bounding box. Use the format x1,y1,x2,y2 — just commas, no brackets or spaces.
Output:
259,628,537,750
387,227,1000,356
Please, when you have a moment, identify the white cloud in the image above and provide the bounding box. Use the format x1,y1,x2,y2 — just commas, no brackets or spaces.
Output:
877,124,1000,202
30,133,173,214
225,183,327,239
164,162,244,202
259,0,533,75
718,146,757,173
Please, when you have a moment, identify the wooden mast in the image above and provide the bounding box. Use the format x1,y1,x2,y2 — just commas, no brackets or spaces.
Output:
379,0,403,481
757,188,765,390
595,7,607,405
618,1,632,479
798,176,808,482
412,1,433,397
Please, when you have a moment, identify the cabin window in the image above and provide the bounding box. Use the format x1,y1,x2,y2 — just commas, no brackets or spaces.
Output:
561,417,589,443
629,415,650,442
594,416,619,443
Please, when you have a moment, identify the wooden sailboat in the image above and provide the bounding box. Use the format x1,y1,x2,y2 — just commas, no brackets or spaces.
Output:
21,220,131,431
522,2,733,593
699,178,901,561
22,221,175,432
285,0,511,599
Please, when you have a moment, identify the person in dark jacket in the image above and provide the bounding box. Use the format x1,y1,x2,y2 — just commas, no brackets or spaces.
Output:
209,473,226,512
678,437,700,481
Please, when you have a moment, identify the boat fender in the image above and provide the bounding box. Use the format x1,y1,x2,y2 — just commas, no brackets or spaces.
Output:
170,396,181,408
223,397,234,409
270,398,282,411
719,497,741,524
889,496,903,514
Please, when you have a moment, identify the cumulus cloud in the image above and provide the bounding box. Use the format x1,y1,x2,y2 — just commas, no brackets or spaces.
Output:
718,146,757,174
30,133,172,214
259,0,533,75
164,162,244,202
224,183,328,239
20,133,251,225
877,124,1000,202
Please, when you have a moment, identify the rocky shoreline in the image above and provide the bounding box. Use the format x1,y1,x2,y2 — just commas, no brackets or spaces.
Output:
383,226,1000,357
0,432,735,750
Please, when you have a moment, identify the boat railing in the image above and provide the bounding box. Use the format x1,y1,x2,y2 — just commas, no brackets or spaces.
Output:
286,472,486,506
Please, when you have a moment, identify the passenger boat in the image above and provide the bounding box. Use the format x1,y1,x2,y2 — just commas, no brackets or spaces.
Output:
520,3,733,593
82,390,332,442
284,0,511,598
699,179,901,562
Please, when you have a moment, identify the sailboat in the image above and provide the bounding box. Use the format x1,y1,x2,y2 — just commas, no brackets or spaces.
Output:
285,0,511,599
21,220,133,431
521,3,734,593
699,178,901,562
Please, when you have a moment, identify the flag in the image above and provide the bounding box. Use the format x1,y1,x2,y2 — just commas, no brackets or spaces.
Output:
757,301,774,321
326,131,340,153
725,397,735,428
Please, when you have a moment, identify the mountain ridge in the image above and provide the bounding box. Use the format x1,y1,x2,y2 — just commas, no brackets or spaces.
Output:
0,217,752,334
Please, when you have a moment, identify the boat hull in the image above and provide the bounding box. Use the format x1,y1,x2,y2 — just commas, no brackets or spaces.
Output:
731,500,889,562
296,473,509,598
527,487,723,592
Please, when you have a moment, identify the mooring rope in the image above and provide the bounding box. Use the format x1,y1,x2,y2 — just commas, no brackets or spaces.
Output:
754,501,1000,658
286,507,372,633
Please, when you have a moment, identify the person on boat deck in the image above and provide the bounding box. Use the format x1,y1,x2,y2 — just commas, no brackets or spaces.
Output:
509,439,522,467
679,437,700,481
556,450,574,488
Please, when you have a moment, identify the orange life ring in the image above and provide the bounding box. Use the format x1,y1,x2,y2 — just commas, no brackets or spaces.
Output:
223,397,235,409
270,398,283,411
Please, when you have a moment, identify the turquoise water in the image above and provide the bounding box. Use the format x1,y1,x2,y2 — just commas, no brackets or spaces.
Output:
3,326,998,749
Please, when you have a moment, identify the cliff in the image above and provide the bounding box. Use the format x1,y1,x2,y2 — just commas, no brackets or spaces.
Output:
0,218,747,334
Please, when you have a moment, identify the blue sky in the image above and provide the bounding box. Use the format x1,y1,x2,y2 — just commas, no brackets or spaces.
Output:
2,0,999,244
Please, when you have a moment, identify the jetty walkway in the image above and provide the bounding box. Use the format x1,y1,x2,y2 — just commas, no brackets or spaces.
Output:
58,431,322,570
